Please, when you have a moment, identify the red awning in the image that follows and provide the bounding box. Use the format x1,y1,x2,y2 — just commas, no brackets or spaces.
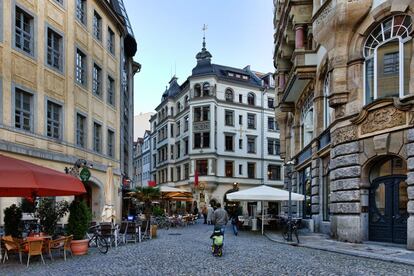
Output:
0,155,87,197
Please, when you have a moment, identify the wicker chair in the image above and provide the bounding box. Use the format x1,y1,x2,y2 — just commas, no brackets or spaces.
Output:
26,239,45,267
47,236,65,260
2,236,24,264
63,235,73,260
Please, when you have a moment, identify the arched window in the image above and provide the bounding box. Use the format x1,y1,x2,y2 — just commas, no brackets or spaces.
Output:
323,72,334,128
194,84,201,97
184,95,189,107
247,92,255,105
202,82,210,96
170,107,174,116
177,102,181,112
225,89,234,102
300,96,314,148
364,14,412,104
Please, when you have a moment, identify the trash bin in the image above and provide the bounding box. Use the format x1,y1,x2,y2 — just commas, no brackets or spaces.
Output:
251,218,258,231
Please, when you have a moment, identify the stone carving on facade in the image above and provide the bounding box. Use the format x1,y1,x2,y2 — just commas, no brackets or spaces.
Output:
332,125,358,146
351,98,413,137
360,106,405,135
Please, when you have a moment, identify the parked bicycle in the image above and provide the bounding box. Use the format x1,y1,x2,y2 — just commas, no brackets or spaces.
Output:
282,218,300,244
88,225,109,254
154,216,171,230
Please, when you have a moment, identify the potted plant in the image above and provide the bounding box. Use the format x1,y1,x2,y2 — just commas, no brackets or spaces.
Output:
35,198,69,237
4,204,23,237
133,187,160,237
66,199,92,255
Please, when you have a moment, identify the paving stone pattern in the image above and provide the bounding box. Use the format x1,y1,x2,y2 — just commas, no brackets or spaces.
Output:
2,221,414,275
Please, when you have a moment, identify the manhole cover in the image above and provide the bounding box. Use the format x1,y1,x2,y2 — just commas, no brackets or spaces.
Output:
168,233,182,236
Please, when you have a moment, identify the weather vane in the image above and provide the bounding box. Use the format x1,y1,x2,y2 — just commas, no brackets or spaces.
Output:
202,24,208,37
202,24,208,48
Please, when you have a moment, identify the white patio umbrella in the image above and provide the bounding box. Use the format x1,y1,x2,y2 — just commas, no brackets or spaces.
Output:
102,163,115,222
160,186,189,193
226,185,304,235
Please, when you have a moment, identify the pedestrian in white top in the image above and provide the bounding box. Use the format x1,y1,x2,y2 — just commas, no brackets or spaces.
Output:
207,204,214,225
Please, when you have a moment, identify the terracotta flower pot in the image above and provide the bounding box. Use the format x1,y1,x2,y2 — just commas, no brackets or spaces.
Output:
70,239,89,255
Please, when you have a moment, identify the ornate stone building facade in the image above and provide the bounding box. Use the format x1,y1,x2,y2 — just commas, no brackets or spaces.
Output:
274,0,414,249
0,0,138,222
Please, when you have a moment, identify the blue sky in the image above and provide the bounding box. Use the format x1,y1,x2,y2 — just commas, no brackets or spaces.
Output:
124,0,275,115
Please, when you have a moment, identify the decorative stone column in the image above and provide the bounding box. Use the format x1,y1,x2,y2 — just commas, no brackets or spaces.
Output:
278,72,286,90
330,140,362,242
295,25,305,49
407,128,414,249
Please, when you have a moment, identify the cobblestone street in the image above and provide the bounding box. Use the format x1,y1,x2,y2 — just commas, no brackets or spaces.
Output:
2,221,414,275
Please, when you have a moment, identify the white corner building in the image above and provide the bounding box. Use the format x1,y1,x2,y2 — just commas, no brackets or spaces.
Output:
150,39,283,209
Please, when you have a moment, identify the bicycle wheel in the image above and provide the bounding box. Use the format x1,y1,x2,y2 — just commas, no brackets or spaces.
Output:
96,235,109,254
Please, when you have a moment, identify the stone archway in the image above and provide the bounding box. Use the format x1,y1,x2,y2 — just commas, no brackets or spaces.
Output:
76,177,103,221
363,155,408,244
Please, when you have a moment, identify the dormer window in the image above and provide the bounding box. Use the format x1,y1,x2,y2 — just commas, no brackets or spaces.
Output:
228,72,234,77
202,82,210,96
247,92,255,106
225,89,234,102
242,75,249,80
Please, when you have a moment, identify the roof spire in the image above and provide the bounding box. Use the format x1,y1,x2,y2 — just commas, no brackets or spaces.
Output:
196,24,212,62
202,24,208,50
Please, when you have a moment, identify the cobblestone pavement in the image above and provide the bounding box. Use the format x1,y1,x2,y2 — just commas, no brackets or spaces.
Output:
2,221,414,275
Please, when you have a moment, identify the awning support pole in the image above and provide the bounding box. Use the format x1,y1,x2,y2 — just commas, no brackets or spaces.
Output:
262,200,264,235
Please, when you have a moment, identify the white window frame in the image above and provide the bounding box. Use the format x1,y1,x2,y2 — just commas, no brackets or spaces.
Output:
363,14,412,105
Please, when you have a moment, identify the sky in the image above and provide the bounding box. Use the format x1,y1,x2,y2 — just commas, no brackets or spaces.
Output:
124,0,275,115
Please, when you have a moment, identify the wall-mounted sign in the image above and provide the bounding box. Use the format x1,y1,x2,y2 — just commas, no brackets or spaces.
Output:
80,168,91,182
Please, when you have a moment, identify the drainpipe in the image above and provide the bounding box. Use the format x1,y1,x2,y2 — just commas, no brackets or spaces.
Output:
261,87,267,186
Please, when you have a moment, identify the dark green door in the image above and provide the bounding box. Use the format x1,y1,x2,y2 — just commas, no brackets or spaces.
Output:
369,175,408,244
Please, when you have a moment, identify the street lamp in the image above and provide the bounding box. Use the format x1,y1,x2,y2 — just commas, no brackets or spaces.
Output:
285,160,295,242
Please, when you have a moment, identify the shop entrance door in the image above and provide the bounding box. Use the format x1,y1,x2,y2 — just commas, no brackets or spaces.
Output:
369,175,408,244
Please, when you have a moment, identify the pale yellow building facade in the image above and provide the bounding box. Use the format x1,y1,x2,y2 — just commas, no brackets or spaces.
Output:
0,0,137,223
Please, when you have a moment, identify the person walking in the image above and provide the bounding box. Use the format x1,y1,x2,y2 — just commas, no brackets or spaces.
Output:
212,203,229,234
230,211,239,236
202,205,208,224
207,204,214,225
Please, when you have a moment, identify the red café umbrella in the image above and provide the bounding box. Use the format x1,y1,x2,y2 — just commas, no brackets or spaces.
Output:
0,155,86,197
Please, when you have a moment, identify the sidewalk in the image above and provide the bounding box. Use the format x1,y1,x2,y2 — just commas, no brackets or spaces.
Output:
265,231,414,266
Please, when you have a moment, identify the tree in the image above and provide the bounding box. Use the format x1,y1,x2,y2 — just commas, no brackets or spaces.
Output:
133,187,161,220
35,198,69,236
4,204,23,237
